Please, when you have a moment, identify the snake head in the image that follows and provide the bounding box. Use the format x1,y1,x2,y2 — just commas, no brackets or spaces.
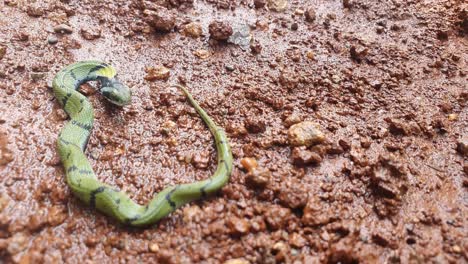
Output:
100,78,132,106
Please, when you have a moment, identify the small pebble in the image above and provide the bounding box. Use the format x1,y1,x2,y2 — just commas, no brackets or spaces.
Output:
386,118,409,135
456,137,467,156
245,168,271,188
306,50,314,60
279,186,308,209
350,45,368,62
256,20,269,30
144,8,176,32
452,245,461,254
16,32,29,41
305,7,316,22
149,243,159,253
290,23,298,31
250,39,262,54
85,236,99,247
47,35,58,45
193,49,211,59
291,147,322,165
265,206,291,230
376,26,385,34
245,117,266,133
182,22,203,38
343,0,353,8
295,8,305,15
161,120,176,135
0,46,6,60
192,151,210,169
227,217,250,235
209,21,233,41
338,139,351,151
447,113,458,121
240,157,258,172
272,241,288,254
254,0,266,9
144,65,170,81
288,121,325,146
30,72,46,81
167,137,179,147
54,24,74,34
283,112,302,127
360,138,372,149
80,28,101,40
225,64,235,71
267,0,288,12
26,5,44,17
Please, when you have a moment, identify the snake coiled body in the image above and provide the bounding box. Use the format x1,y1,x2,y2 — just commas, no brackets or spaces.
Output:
53,60,232,226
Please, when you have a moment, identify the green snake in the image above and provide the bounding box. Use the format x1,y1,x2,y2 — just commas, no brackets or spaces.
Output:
52,60,232,226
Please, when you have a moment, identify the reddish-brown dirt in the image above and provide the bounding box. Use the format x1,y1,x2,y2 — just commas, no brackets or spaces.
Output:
0,0,467,263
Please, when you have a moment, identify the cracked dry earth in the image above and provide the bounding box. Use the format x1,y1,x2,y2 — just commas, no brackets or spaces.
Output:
0,0,467,263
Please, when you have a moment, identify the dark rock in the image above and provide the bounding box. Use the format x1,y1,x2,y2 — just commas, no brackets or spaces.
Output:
305,7,316,22
80,28,101,40
350,45,368,62
209,21,233,41
436,30,449,41
26,5,44,17
342,0,353,8
386,118,409,136
291,147,322,165
326,142,344,154
254,0,266,9
338,139,351,151
144,8,176,32
0,46,6,60
290,23,298,31
456,137,468,156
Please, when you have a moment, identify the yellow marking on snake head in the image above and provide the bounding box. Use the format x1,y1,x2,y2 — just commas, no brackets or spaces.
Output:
95,65,116,78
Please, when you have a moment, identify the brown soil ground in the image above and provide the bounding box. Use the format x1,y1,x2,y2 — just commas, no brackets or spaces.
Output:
0,0,467,263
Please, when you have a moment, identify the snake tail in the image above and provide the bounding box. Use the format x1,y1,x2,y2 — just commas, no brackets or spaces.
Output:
53,60,233,226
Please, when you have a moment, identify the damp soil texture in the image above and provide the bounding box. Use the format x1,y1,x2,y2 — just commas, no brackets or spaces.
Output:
0,0,467,263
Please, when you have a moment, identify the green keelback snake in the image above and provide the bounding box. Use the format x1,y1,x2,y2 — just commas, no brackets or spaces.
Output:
52,60,232,226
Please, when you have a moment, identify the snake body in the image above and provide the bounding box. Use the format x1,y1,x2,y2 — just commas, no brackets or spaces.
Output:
53,60,232,226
